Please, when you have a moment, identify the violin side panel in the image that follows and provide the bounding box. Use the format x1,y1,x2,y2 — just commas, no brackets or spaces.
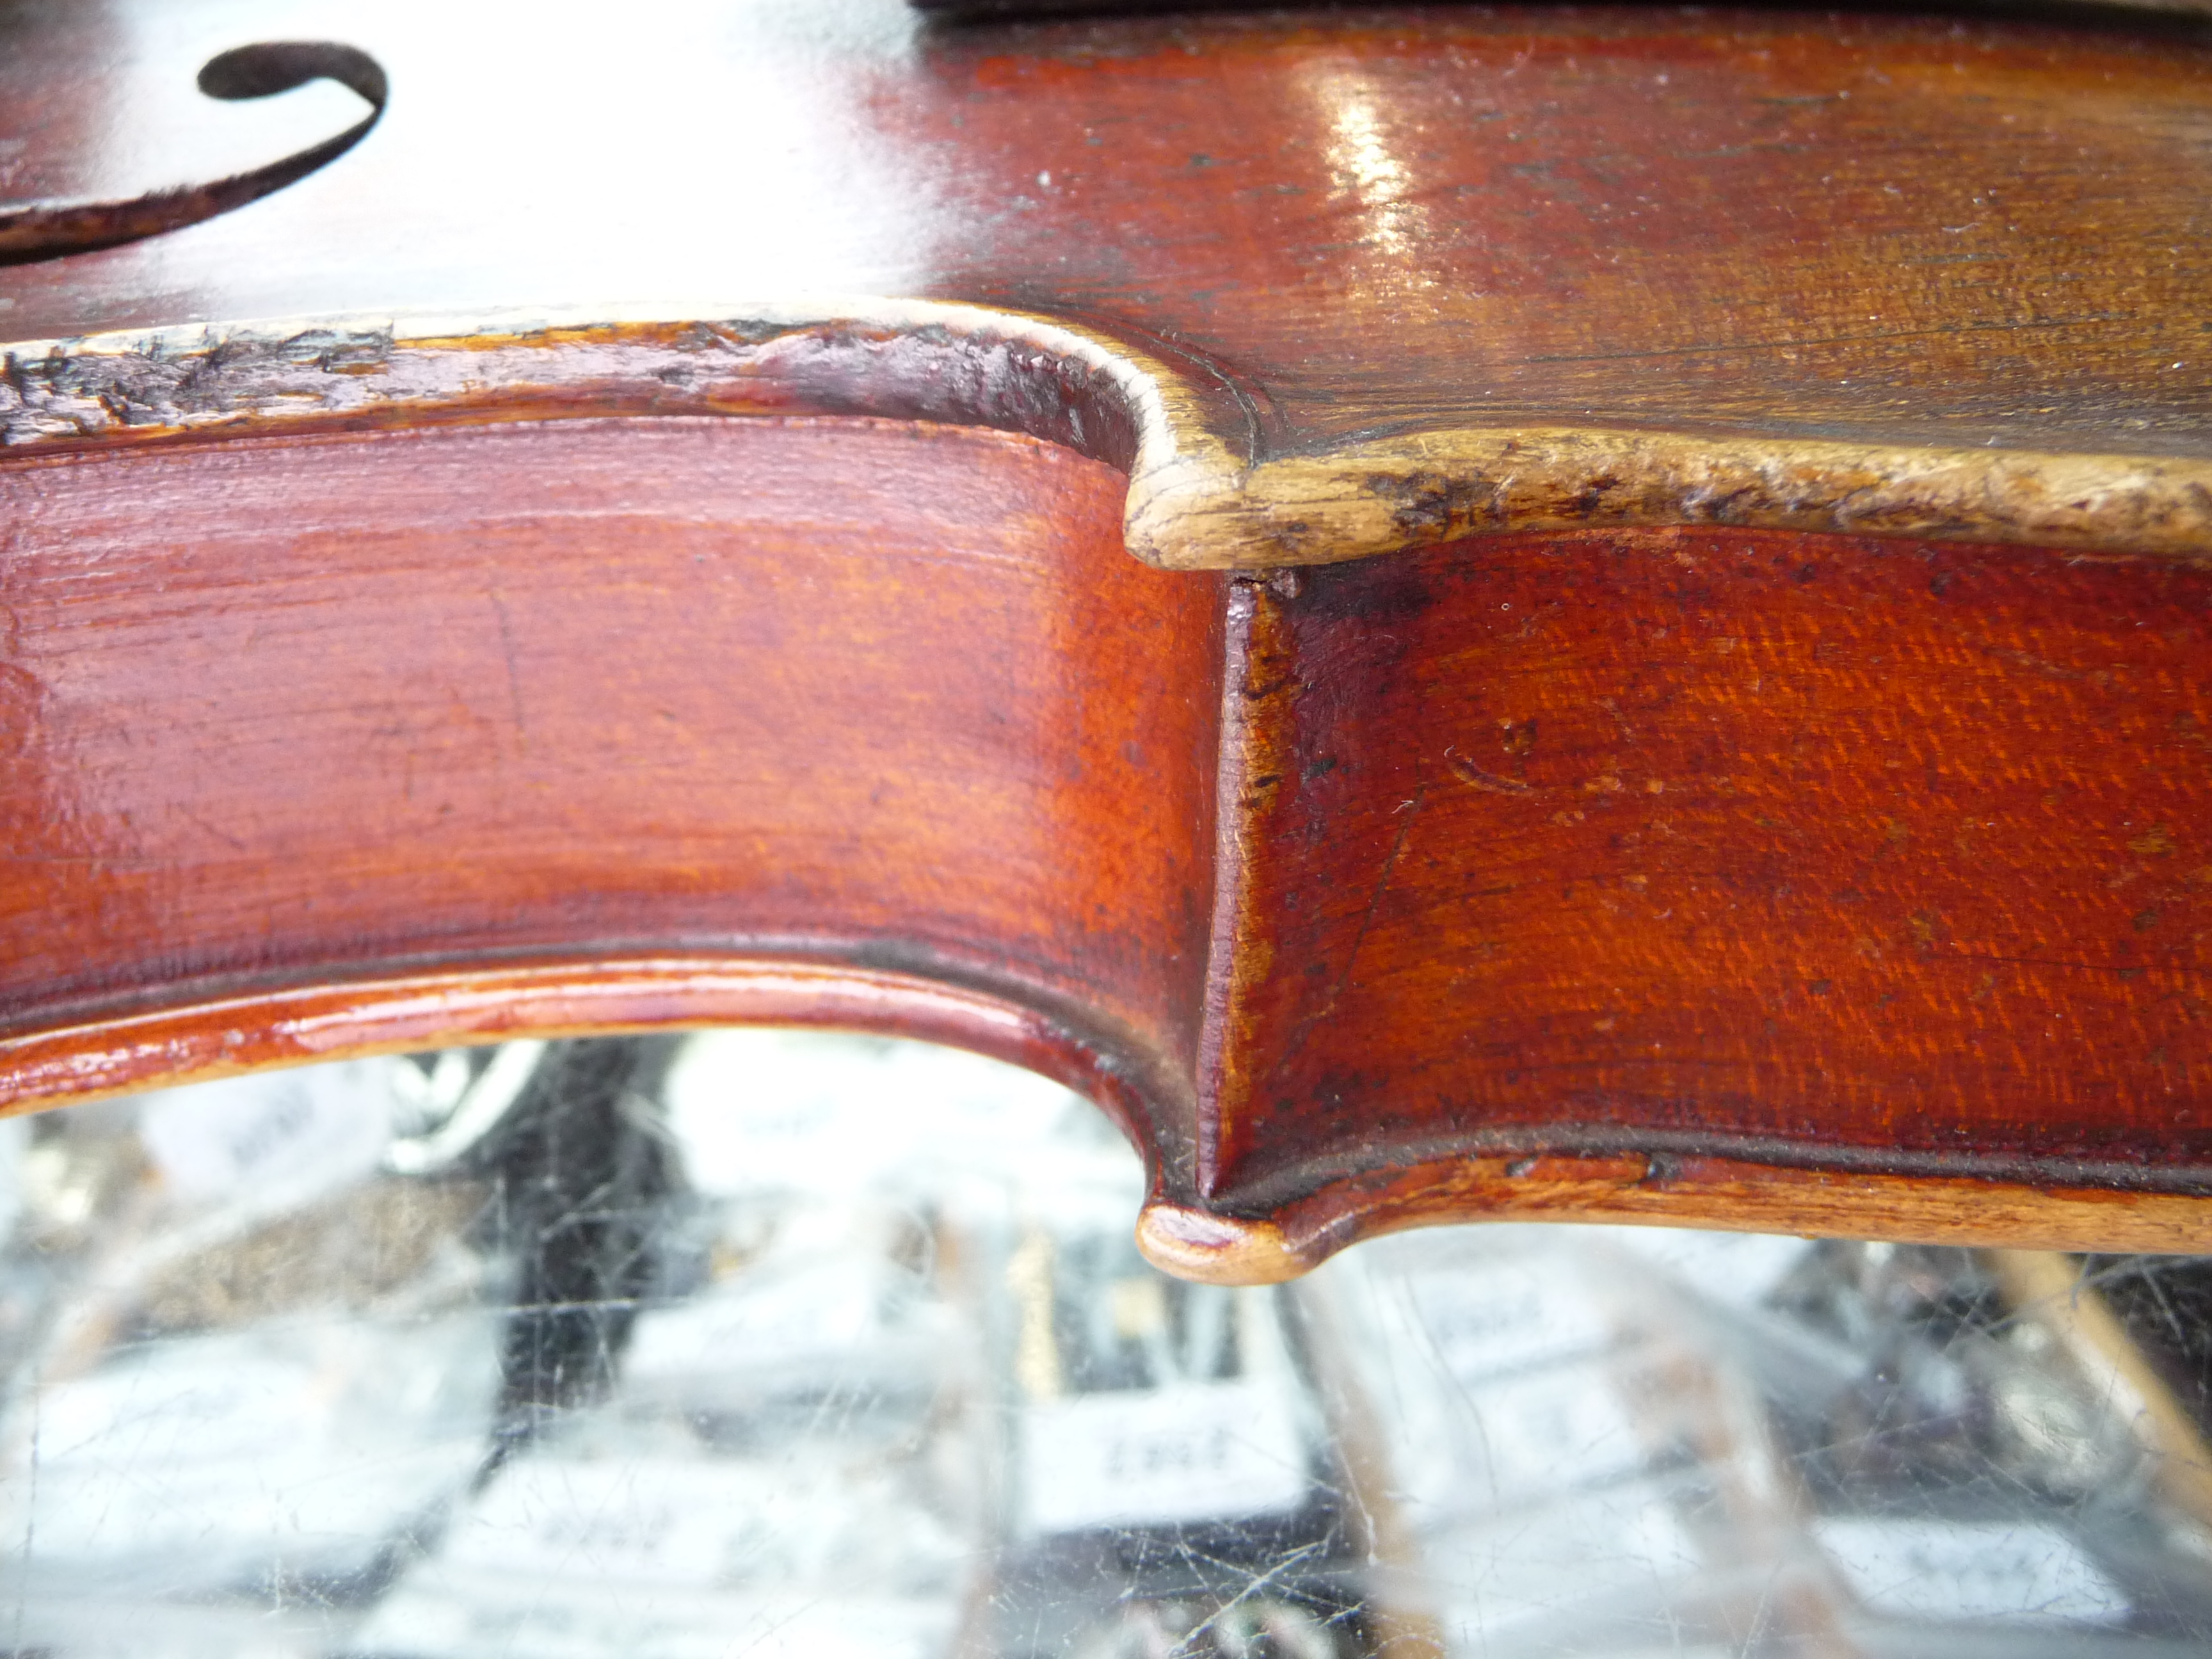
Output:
8,405,2212,1276
1174,527,2212,1271
0,414,1224,1173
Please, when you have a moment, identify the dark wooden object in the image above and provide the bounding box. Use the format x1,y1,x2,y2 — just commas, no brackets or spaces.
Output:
4,1,2211,1279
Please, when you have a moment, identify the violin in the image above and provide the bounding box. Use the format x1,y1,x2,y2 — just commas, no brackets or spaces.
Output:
4,0,2211,1282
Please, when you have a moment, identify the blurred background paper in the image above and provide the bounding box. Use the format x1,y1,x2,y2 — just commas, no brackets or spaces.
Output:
7,1032,2212,1656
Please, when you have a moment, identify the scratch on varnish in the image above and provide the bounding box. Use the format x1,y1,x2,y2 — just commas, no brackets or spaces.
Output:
488,591,527,751
1448,754,1536,796
172,803,247,853
1334,785,1424,1000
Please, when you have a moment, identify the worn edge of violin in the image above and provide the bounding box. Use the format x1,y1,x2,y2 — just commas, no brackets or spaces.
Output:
8,300,2212,572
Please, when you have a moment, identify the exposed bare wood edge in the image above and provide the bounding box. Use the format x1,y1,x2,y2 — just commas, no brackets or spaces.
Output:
1150,1155,2212,1286
1136,1203,1302,1286
0,954,1190,1203
1144,427,2212,571
1190,579,1266,1199
10,307,2211,573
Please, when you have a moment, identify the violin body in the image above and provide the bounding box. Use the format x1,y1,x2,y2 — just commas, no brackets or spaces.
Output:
4,0,2212,1279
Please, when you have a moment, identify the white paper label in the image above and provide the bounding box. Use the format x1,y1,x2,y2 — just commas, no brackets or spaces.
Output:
1432,1484,1703,1639
442,1457,755,1588
137,1061,394,1210
1408,1257,1614,1382
1815,1516,2128,1624
1022,1380,1309,1534
1468,1363,1647,1501
1583,1226,1816,1310
359,1578,956,1659
435,1454,963,1596
622,1256,888,1381
5,1317,494,1577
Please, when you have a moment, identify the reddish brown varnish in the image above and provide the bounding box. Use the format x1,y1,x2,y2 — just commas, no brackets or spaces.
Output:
6,1,2212,1278
0,417,1219,1162
1205,533,2212,1203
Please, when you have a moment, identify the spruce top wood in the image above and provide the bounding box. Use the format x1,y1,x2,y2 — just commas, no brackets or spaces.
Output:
4,0,2211,1279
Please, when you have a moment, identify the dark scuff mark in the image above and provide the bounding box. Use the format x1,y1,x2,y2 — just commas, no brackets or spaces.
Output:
1365,469,1506,544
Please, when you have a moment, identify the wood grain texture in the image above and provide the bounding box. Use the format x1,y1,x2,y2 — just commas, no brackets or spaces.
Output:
6,2,2212,1276
1142,1160,2212,1285
0,956,1176,1179
1200,530,2212,1209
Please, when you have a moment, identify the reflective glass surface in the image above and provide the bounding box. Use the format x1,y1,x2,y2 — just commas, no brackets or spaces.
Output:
4,1034,2212,1656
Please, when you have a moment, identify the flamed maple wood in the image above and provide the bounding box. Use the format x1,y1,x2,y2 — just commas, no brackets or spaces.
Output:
4,1,2212,1279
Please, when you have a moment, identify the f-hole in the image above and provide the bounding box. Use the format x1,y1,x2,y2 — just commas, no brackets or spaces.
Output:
0,41,386,266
